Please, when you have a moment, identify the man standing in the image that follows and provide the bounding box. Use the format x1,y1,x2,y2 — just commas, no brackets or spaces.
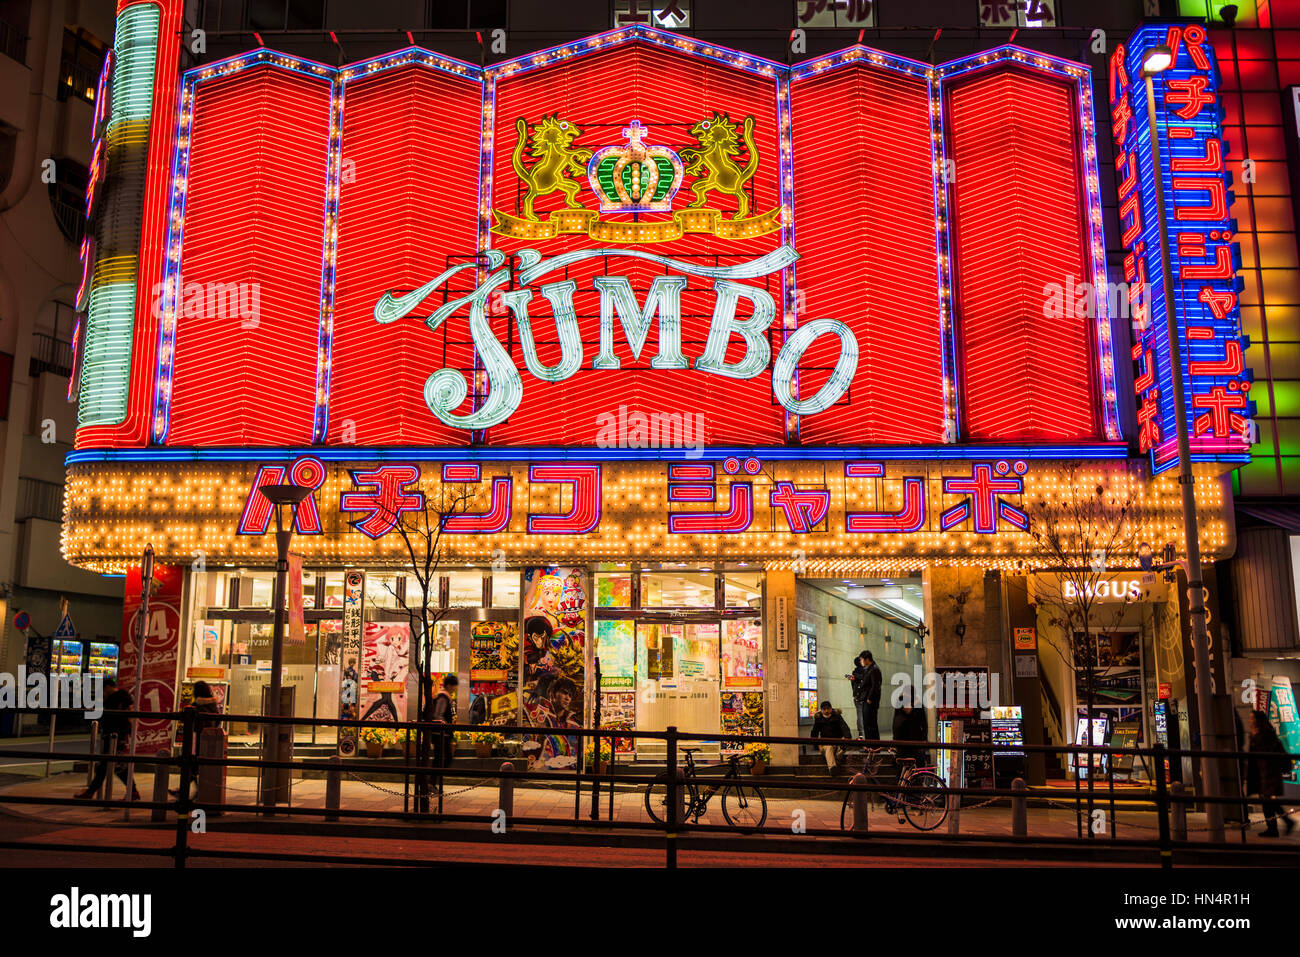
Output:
860,650,882,741
847,654,868,738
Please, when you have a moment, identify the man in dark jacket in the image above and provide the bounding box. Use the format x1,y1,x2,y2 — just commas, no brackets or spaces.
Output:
1248,709,1295,837
811,701,852,774
860,651,883,741
891,694,929,766
848,655,867,737
76,678,139,800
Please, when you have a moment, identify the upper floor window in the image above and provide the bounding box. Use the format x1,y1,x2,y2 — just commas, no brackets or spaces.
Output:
245,0,325,30
427,0,507,29
58,28,107,105
0,0,29,65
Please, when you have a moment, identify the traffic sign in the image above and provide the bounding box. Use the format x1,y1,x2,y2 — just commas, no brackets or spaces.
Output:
53,613,76,639
12,611,29,631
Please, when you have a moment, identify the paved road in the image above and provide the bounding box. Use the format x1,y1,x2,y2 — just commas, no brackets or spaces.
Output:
0,815,1155,868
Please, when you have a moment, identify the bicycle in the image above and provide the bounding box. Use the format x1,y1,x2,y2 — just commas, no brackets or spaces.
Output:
644,747,768,832
838,746,949,831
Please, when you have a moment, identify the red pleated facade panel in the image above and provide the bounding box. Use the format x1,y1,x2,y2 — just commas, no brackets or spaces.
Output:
790,64,947,444
488,44,786,446
166,66,331,446
946,68,1099,441
328,66,482,446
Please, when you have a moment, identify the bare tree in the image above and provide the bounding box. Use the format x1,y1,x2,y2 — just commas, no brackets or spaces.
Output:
368,481,477,813
1020,466,1146,828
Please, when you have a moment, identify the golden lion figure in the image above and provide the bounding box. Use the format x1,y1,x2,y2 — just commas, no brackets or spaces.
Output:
680,113,759,219
513,116,592,220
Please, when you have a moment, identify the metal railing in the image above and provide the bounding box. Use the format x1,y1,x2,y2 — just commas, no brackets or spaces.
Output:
0,708,1296,869
29,333,73,378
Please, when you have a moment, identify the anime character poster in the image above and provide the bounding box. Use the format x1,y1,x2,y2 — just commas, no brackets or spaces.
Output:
469,620,519,726
720,691,764,754
359,622,410,724
522,566,588,768
337,570,364,756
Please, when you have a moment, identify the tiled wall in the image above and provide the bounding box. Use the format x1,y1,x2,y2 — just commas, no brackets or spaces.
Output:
1208,10,1300,496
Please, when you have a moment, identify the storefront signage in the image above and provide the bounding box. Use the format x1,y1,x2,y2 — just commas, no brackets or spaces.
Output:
1062,578,1144,602
375,244,859,430
1013,627,1036,650
1109,24,1252,472
66,458,1234,572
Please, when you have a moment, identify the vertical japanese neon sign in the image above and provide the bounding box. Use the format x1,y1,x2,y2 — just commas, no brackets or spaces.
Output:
1110,23,1252,473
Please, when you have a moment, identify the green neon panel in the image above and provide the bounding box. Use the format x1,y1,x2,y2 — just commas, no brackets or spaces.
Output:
77,3,160,427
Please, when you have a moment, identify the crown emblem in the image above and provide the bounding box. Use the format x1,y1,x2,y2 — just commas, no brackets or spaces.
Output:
586,120,683,213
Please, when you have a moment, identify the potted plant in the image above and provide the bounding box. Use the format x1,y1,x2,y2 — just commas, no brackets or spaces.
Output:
359,727,392,759
394,728,416,762
584,738,613,773
744,741,771,775
472,731,503,758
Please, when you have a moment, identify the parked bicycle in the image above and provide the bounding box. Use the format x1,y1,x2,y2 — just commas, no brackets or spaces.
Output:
645,747,768,831
838,746,949,831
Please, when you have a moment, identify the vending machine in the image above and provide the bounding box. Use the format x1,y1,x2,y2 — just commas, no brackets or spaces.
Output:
51,639,83,675
86,641,119,681
990,705,1025,788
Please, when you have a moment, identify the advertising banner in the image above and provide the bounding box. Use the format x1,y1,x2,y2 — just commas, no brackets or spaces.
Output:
468,620,518,726
287,551,305,645
119,563,183,755
359,622,409,724
522,567,588,767
337,569,364,756
1268,677,1300,783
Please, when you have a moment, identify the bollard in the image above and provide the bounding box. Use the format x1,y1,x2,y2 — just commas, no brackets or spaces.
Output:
101,733,119,802
1011,778,1027,836
850,772,870,835
151,749,170,823
325,755,341,822
499,762,515,823
197,727,227,815
45,712,57,778
1171,781,1188,842
946,721,963,835
86,721,98,790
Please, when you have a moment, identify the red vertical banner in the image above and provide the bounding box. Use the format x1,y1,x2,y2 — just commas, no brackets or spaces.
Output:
119,563,183,754
287,551,305,646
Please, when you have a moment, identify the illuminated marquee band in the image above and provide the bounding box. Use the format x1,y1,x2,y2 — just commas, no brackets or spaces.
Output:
62,459,1235,575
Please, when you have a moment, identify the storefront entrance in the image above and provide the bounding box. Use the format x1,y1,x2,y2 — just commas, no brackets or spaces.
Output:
592,567,764,761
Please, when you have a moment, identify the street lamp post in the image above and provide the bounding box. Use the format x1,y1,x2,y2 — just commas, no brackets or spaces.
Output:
257,483,313,813
1141,44,1225,842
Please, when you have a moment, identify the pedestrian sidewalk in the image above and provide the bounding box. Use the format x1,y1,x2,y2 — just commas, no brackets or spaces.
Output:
2,769,1295,848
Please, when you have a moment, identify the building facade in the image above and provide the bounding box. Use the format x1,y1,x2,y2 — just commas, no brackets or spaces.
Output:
60,0,1288,781
0,0,123,734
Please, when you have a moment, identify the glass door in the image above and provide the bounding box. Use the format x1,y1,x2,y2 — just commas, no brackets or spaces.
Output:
635,620,721,758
